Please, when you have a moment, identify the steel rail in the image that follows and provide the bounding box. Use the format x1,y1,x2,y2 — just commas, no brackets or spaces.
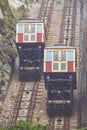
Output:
14,82,25,123
59,0,77,46
38,0,55,41
70,0,77,46
14,82,37,122
26,81,39,122
59,0,68,44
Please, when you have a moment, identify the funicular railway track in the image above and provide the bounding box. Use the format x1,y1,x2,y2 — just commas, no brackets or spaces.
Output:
0,71,40,126
47,0,79,129
59,0,77,46
41,0,79,129
38,0,55,40
0,0,80,129
15,81,39,122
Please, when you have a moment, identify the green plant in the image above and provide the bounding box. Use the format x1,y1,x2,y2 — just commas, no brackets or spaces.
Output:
0,120,49,130
79,128,87,130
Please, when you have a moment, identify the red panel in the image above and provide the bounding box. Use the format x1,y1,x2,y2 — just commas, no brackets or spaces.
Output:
37,33,42,42
46,62,52,72
67,62,74,72
18,34,23,43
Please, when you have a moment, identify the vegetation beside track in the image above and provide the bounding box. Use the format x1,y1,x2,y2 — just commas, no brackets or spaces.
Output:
0,120,49,130
79,128,87,130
